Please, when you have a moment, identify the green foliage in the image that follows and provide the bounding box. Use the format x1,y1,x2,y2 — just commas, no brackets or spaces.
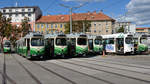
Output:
10,25,22,47
64,19,91,34
0,12,12,52
117,26,124,33
20,17,31,37
0,12,30,51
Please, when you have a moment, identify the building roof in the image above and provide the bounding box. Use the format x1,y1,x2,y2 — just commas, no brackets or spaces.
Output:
136,28,150,29
36,11,115,23
1,6,39,9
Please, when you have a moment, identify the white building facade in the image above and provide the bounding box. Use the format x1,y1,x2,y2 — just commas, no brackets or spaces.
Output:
0,6,42,31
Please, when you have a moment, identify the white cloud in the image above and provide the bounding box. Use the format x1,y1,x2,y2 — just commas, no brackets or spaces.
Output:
125,0,150,25
62,0,105,2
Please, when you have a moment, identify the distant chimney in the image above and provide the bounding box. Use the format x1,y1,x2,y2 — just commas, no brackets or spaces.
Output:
99,10,103,13
72,13,76,15
93,11,96,14
88,11,90,15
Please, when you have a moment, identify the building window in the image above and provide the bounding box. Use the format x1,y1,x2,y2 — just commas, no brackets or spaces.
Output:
15,9,18,12
3,9,6,13
9,9,12,12
99,31,101,33
106,22,108,25
51,30,53,33
22,9,25,12
37,24,40,29
94,24,96,27
15,14,18,17
55,24,57,28
9,14,12,17
28,13,31,17
46,24,49,28
60,24,63,28
22,14,25,16
51,24,53,28
41,24,44,28
106,30,108,32
94,30,96,33
28,8,31,12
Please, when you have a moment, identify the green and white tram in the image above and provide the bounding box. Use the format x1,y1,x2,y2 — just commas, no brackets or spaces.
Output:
102,33,134,54
67,33,88,56
16,32,44,59
134,34,148,54
87,35,103,54
44,34,68,58
3,40,11,53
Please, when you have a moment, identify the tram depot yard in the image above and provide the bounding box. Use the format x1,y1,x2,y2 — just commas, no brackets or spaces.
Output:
1,32,150,84
0,53,150,84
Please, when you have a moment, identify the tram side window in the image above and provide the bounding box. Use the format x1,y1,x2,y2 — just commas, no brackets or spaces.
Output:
77,38,87,45
95,39,99,45
140,38,147,44
56,38,67,46
95,39,102,45
109,38,114,44
125,37,133,44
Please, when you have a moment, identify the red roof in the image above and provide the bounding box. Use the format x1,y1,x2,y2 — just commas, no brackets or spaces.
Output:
136,28,150,29
36,11,115,23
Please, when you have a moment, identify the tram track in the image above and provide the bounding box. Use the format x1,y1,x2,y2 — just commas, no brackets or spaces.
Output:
16,52,114,84
45,60,114,84
59,60,150,83
80,58,150,70
30,61,77,84
70,58,150,75
11,54,42,84
2,53,17,84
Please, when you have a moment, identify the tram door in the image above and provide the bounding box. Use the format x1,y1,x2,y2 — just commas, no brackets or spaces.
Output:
27,39,30,54
68,38,76,57
88,39,93,51
116,38,124,53
45,39,51,58
49,38,54,57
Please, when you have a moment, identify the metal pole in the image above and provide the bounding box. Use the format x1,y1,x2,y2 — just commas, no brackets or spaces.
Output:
70,8,72,34
59,3,86,34
83,21,85,33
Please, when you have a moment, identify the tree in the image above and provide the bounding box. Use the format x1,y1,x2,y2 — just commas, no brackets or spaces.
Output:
10,25,22,47
0,12,12,52
20,17,31,37
64,20,91,34
117,26,124,33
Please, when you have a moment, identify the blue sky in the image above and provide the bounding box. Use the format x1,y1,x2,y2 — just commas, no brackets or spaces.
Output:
1,0,150,27
0,0,130,17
